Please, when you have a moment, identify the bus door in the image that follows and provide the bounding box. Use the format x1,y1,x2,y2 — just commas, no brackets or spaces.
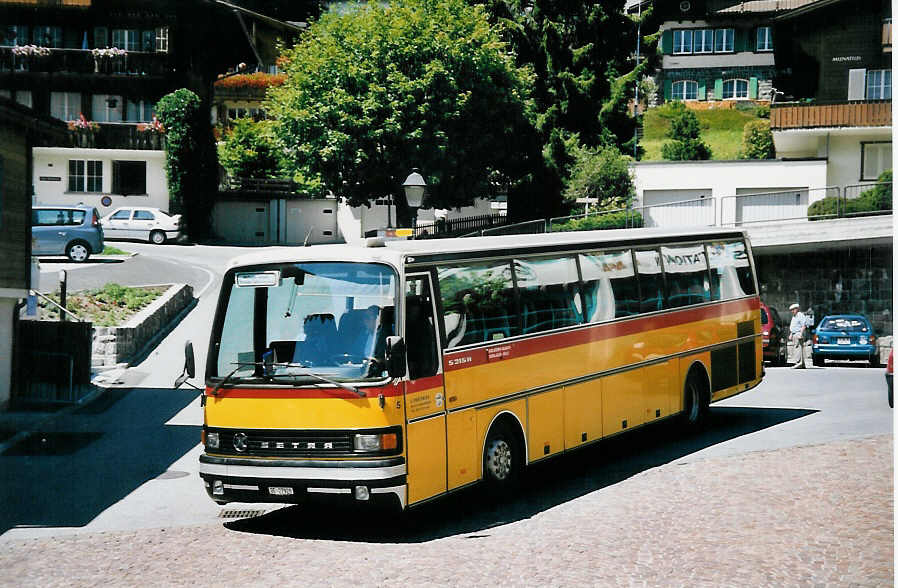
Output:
403,272,447,505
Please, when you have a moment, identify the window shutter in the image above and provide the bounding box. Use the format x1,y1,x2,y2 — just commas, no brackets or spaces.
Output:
714,78,723,99
698,81,706,100
749,28,757,52
749,77,759,99
661,30,673,54
734,28,747,52
664,79,673,101
847,69,866,100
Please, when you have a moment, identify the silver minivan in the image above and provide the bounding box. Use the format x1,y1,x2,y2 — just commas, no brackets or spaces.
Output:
32,205,105,262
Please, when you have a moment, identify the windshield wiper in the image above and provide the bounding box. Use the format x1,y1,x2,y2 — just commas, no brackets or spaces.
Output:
270,363,365,398
209,363,254,396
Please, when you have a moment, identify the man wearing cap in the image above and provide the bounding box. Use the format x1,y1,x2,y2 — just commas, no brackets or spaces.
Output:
788,303,809,368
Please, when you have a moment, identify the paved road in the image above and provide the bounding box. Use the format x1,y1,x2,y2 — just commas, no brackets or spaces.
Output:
0,363,891,585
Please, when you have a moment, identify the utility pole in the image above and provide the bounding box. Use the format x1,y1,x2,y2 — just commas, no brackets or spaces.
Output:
633,0,642,159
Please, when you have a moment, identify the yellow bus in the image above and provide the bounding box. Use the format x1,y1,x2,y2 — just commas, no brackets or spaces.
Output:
191,227,763,509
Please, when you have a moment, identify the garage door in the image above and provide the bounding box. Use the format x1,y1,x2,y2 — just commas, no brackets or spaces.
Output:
733,187,807,225
642,189,714,228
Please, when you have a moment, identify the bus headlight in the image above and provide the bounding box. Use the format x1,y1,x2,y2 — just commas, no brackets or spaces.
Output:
206,431,220,449
353,433,398,452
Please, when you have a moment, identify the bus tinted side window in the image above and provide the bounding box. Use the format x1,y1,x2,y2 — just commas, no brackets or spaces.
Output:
708,240,756,300
515,256,583,334
439,261,519,348
579,250,639,321
662,244,710,308
636,249,665,313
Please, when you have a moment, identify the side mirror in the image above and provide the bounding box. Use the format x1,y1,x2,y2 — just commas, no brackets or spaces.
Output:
384,335,406,378
173,340,196,388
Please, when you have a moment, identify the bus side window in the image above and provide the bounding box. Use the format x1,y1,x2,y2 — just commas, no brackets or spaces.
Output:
578,250,637,321
662,244,710,308
636,249,665,313
515,256,582,334
438,261,519,347
405,277,438,379
708,240,754,300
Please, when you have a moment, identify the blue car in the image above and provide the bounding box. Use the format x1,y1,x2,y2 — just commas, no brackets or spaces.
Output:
811,314,879,367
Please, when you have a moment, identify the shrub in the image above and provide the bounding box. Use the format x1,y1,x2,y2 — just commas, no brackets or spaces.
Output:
660,102,712,161
551,210,643,232
218,119,284,180
756,105,770,118
741,119,775,159
563,145,635,210
808,170,892,219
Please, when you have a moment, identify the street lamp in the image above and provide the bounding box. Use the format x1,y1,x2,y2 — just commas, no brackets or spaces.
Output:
402,168,426,236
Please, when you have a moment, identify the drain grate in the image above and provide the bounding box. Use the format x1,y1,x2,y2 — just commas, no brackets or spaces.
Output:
218,508,267,519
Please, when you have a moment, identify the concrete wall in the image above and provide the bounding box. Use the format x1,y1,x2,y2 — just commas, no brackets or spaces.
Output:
632,158,830,226
0,298,14,409
755,245,893,336
32,147,169,215
773,127,892,189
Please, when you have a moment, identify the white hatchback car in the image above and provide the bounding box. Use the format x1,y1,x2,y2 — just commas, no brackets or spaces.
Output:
101,206,182,244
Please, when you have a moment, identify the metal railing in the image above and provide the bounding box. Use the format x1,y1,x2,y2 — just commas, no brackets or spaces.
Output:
0,47,169,76
842,182,892,218
720,186,841,226
415,213,509,239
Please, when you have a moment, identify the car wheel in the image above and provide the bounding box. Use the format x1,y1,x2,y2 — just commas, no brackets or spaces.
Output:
66,241,90,262
812,355,825,367
482,421,522,495
150,230,166,245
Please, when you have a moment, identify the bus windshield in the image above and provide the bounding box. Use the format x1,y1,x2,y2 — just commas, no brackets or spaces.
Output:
213,262,397,382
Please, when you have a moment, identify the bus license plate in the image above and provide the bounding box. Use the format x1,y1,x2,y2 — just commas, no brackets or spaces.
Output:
837,338,850,345
268,487,294,496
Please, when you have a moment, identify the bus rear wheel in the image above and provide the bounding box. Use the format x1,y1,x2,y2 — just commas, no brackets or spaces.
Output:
482,421,522,494
682,370,709,431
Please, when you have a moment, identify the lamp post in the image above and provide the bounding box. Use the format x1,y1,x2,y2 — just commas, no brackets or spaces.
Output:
402,168,426,237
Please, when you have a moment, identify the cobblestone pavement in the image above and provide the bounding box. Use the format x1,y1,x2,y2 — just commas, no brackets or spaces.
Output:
0,434,891,587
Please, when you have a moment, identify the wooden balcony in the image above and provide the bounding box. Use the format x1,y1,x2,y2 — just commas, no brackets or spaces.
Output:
0,47,168,76
771,101,893,130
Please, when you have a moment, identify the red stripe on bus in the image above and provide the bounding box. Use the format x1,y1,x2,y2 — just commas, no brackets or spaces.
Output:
206,382,404,400
405,374,444,393
443,297,758,371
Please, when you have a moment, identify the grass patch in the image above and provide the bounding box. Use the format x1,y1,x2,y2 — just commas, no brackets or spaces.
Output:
641,103,763,161
39,283,166,326
100,245,130,255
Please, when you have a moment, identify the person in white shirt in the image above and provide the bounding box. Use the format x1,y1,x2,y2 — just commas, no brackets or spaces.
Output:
788,303,809,368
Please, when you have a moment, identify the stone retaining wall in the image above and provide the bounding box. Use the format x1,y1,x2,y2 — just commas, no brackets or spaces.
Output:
92,283,194,367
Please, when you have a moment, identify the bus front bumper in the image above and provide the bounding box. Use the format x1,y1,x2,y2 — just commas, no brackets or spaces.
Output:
199,454,407,509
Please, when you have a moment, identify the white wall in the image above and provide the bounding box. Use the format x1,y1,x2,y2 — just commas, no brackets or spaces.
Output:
33,147,169,215
773,127,892,189
632,158,829,226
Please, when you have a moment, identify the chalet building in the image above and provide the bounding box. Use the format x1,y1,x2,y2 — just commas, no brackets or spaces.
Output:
0,0,305,213
771,0,892,189
0,98,66,408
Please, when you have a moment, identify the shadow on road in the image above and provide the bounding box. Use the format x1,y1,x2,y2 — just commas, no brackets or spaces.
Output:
225,405,816,542
0,387,200,534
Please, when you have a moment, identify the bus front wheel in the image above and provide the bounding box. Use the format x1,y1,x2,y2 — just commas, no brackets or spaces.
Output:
682,370,710,431
482,421,522,493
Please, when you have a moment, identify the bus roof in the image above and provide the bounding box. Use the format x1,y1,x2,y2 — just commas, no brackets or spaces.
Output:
386,226,750,264
224,227,749,270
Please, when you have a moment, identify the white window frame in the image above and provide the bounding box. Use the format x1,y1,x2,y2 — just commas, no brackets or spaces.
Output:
714,28,734,53
111,29,139,51
126,99,155,122
672,80,699,101
673,30,693,54
722,78,749,100
694,29,714,53
861,142,892,181
50,91,81,121
68,160,103,193
756,26,773,52
155,27,169,53
866,69,891,100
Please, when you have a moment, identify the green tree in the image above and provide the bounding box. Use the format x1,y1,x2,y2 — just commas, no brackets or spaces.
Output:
741,119,775,160
265,0,537,217
660,102,711,161
155,89,217,237
477,1,649,217
218,119,285,180
563,145,634,210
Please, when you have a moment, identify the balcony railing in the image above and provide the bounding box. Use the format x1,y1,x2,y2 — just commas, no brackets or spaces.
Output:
0,47,168,76
771,101,893,130
63,123,165,150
